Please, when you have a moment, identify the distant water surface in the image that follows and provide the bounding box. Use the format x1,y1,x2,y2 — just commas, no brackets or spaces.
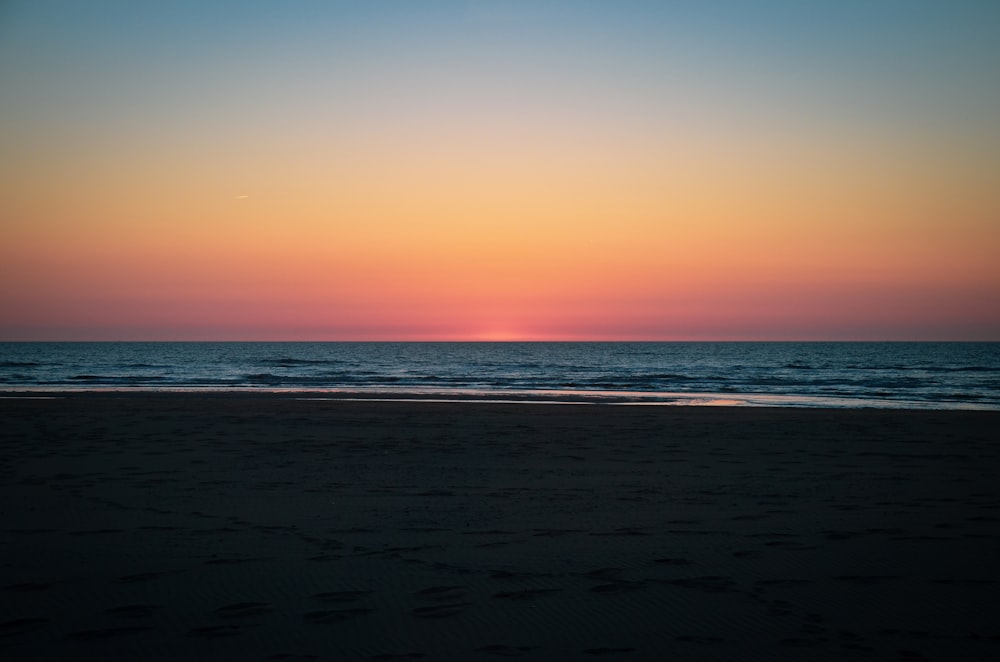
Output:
0,342,997,409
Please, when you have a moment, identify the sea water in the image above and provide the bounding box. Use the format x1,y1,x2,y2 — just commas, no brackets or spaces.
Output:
0,342,997,409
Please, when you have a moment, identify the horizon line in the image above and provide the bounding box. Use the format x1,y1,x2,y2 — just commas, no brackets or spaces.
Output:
2,338,997,344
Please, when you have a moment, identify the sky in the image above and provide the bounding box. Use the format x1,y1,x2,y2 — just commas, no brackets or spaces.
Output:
1,0,998,341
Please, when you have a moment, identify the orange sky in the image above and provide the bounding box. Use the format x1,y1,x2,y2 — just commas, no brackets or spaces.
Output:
1,1,998,340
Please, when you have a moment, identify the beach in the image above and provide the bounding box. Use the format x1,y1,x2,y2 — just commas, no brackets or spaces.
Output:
2,395,999,661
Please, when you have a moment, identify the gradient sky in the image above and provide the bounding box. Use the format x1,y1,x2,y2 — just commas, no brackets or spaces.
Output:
2,0,998,340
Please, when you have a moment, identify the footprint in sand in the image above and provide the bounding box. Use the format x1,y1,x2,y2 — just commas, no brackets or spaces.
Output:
664,576,738,593
492,588,561,601
0,617,49,637
3,582,51,592
66,626,152,641
214,602,274,618
755,579,814,588
732,549,763,559
590,581,646,594
105,604,161,619
116,570,176,584
653,558,693,566
311,590,373,603
836,575,903,585
415,585,467,601
583,568,621,579
411,603,471,618
189,624,244,638
475,643,534,656
675,635,725,644
302,608,373,624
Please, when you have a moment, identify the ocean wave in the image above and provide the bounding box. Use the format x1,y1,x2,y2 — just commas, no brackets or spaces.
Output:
244,372,364,385
929,366,999,373
259,357,339,367
0,374,33,382
245,373,284,383
845,364,998,373
67,374,167,383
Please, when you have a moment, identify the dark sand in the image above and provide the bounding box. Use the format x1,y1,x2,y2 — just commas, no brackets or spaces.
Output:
2,395,999,661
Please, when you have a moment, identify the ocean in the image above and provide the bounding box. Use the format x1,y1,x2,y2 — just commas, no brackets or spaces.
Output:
1,342,997,409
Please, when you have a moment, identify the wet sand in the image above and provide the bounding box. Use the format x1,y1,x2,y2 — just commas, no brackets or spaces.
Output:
2,394,999,660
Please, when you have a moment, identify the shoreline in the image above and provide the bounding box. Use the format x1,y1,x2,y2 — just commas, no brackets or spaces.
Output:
3,397,999,660
2,387,996,410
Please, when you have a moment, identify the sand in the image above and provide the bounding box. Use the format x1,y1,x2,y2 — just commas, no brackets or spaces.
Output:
1,394,999,661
